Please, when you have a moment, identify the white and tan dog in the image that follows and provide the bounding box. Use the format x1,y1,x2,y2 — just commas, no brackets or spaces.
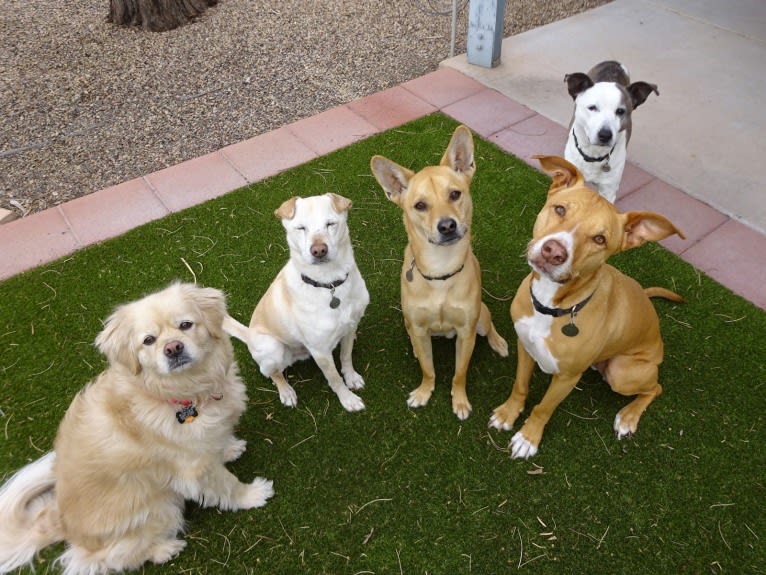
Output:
371,125,508,420
490,156,685,458
224,193,369,412
564,60,659,202
0,283,273,575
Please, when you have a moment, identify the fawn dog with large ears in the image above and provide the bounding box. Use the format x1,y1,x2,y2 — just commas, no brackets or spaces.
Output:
370,125,508,420
490,155,685,458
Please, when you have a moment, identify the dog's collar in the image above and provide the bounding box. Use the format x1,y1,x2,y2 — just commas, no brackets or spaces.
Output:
530,285,595,337
572,129,616,164
300,273,349,309
170,394,223,424
406,258,465,282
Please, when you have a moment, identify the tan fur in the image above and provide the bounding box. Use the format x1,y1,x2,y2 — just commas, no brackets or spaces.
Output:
370,125,508,420
490,156,685,458
0,283,273,574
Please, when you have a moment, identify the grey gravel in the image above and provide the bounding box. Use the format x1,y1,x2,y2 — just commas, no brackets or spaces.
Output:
0,0,608,216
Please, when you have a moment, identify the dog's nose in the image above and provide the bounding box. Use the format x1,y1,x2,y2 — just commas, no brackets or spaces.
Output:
597,128,612,145
164,340,185,358
310,242,328,258
541,239,568,266
437,217,457,237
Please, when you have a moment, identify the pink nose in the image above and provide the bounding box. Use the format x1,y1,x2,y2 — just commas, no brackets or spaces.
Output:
164,340,184,358
541,239,568,266
310,242,328,258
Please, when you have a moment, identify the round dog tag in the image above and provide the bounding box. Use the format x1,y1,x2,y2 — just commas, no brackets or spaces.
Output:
602,162,611,173
561,323,579,337
405,268,414,282
330,296,341,309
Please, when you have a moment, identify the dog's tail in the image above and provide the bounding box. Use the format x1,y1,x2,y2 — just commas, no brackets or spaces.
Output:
645,287,685,303
222,314,251,343
0,451,62,573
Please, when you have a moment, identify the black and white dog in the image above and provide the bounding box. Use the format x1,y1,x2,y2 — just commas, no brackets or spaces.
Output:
564,61,658,202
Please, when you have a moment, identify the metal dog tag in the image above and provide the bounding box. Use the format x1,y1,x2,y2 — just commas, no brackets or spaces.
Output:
329,287,340,309
602,161,611,173
561,321,579,337
405,268,414,282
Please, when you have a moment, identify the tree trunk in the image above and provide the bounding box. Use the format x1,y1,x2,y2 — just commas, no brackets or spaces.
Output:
108,0,218,32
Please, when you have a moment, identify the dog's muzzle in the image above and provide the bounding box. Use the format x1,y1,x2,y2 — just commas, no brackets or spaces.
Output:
529,238,571,282
433,217,463,245
164,340,192,370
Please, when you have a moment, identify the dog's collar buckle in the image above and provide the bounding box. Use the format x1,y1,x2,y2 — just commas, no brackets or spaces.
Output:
301,273,348,308
530,285,595,338
406,258,465,282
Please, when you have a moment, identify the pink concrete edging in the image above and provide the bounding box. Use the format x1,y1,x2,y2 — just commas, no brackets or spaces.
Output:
1,67,764,310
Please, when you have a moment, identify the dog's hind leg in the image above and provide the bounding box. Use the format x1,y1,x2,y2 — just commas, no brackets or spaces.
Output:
477,303,509,357
270,371,298,407
603,356,663,439
311,351,365,412
339,330,365,390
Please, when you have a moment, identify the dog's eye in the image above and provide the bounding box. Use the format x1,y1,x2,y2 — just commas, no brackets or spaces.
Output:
414,201,428,212
449,190,461,201
143,335,156,346
326,221,336,228
593,235,607,245
554,205,566,217
179,321,193,331
296,225,306,232
616,108,626,117
588,105,598,112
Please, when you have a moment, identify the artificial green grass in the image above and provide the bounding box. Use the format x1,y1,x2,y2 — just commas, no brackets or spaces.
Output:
1,114,764,574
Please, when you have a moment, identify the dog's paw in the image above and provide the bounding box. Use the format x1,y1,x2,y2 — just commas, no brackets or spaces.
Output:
510,432,538,459
452,397,472,421
239,477,275,509
488,403,520,431
339,390,365,412
407,386,433,408
223,437,247,463
613,412,636,440
344,371,365,390
149,539,187,564
490,333,509,357
277,384,298,408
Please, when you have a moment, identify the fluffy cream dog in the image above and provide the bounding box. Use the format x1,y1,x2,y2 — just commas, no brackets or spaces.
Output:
0,283,274,575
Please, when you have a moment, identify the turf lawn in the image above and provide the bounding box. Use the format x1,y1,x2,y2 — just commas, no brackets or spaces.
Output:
1,114,764,574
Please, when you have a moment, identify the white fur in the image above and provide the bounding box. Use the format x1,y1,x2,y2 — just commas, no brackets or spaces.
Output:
565,82,629,203
511,432,538,459
0,283,274,575
514,276,561,374
225,194,369,412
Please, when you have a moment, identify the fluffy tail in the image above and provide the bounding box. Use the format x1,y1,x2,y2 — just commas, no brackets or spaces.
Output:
0,451,61,573
645,287,685,303
222,314,251,343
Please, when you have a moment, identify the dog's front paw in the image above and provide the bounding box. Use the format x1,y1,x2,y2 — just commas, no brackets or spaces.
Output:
277,384,298,407
239,477,275,509
338,389,365,412
407,385,433,408
344,371,365,390
149,539,187,564
223,437,247,463
510,431,538,459
489,403,521,431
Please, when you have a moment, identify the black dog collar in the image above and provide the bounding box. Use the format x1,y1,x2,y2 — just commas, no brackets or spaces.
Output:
301,273,349,308
530,285,595,337
405,258,465,282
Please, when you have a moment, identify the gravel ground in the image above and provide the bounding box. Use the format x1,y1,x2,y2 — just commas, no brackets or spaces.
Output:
0,0,608,217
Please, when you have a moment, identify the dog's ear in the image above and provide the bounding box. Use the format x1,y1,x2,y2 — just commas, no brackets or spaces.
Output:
275,197,299,220
628,81,659,109
440,125,475,180
95,304,141,374
620,211,685,251
565,72,593,99
327,193,352,214
370,155,414,206
533,155,585,193
183,284,228,340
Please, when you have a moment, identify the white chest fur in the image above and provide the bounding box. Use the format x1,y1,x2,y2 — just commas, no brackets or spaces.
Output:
514,278,560,374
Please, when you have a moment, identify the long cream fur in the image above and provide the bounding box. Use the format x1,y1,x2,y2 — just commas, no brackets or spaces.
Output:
0,282,273,575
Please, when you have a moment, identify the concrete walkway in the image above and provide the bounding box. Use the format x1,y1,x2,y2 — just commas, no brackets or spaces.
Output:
1,0,765,311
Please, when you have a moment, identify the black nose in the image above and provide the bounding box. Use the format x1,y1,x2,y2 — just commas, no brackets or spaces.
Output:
164,340,184,358
437,217,457,237
597,128,612,145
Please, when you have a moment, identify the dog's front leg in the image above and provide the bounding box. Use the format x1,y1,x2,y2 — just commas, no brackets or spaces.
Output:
406,326,436,409
311,351,365,412
490,339,535,431
511,372,582,459
451,327,478,420
339,330,365,390
175,465,274,511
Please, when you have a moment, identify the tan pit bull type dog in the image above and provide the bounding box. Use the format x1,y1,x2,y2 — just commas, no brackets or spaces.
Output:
370,125,508,420
490,155,685,458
